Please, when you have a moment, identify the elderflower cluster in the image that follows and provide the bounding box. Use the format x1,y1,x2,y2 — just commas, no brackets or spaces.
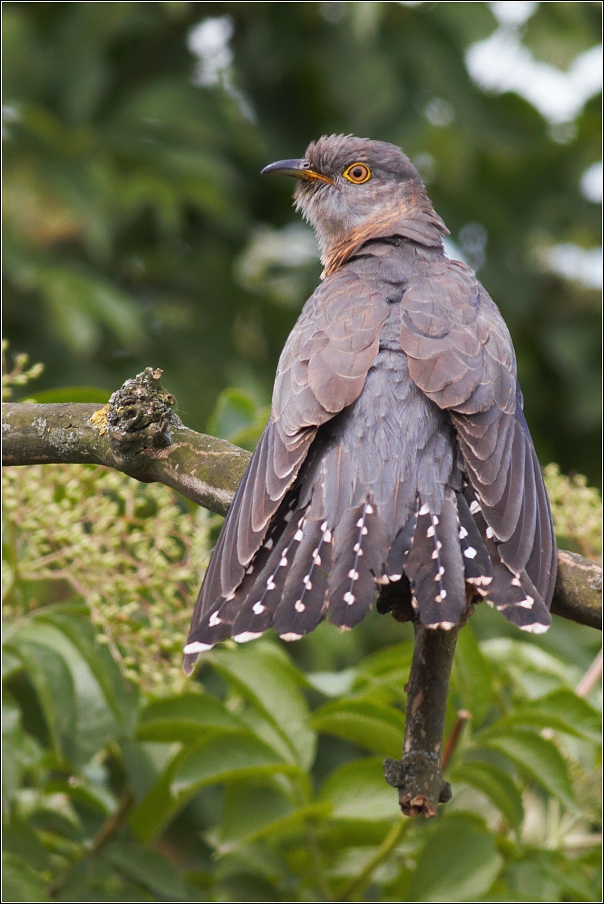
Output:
2,464,214,693
544,463,602,561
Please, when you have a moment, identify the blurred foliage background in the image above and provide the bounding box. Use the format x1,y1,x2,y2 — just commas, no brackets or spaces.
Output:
2,2,602,901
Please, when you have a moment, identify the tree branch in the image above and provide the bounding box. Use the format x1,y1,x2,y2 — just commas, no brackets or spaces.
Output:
2,368,251,517
384,620,460,817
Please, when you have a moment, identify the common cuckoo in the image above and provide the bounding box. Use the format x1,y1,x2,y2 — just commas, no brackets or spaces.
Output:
184,135,556,673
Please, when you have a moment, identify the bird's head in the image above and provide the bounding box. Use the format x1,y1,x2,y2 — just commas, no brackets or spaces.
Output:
262,134,448,275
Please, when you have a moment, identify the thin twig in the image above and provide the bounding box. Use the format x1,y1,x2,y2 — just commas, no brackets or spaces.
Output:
441,709,471,772
305,821,334,901
334,818,406,902
575,648,603,698
49,788,135,897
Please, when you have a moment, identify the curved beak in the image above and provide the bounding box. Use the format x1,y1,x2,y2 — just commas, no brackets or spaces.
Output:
261,158,334,185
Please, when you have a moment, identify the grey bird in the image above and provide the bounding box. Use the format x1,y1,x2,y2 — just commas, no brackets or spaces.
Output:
184,134,556,673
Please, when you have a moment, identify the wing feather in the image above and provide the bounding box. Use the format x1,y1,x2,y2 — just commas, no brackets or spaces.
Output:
400,259,556,613
186,270,389,652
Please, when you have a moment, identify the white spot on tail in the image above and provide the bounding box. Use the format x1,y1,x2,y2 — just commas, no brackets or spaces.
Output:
517,596,534,609
295,600,305,613
294,529,304,541
233,631,263,643
347,569,359,580
365,503,374,514
253,601,266,615
469,500,481,514
208,612,223,627
303,575,312,590
459,526,468,539
225,591,236,601
266,578,276,590
463,546,477,559
511,577,521,587
246,565,254,575
279,556,288,567
265,538,274,550
427,525,435,537
419,503,430,516
343,591,355,605
486,526,494,539
184,640,214,654
519,621,549,634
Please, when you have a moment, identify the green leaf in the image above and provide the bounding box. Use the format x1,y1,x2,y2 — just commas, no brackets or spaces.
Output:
480,639,581,699
451,625,495,725
352,641,414,704
5,637,77,762
137,692,243,742
131,732,296,843
306,668,357,697
318,757,401,822
2,852,50,902
106,840,189,901
2,690,43,800
7,613,129,765
37,604,138,735
210,644,316,771
481,688,601,740
310,698,405,757
502,848,598,902
26,386,111,403
207,388,269,450
217,781,329,851
38,265,144,355
452,760,524,831
480,730,576,809
172,733,295,795
407,813,503,901
2,817,52,873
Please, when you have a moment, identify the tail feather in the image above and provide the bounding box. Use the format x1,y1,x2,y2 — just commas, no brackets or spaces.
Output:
455,491,493,589
405,490,466,629
327,501,388,629
463,486,551,633
486,566,551,634
382,511,418,582
230,509,309,642
273,519,333,638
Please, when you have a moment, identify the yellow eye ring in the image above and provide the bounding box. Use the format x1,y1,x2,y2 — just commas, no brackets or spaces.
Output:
343,162,371,184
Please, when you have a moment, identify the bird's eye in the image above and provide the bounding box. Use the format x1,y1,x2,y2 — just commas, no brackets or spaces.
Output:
343,162,371,184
